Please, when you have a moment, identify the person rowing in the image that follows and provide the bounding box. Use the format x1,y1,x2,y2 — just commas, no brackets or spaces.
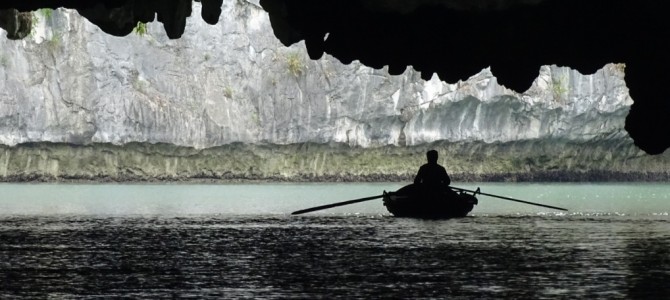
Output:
414,150,456,201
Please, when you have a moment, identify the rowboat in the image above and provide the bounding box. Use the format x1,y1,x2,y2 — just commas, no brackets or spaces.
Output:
291,184,566,216
382,184,479,219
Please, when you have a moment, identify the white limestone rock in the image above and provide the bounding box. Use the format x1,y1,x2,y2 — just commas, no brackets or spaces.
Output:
0,1,632,148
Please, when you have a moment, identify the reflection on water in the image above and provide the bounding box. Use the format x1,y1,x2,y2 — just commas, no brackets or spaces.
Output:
1,215,669,299
627,236,670,298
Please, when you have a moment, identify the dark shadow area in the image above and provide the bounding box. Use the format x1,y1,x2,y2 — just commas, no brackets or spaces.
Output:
626,237,670,299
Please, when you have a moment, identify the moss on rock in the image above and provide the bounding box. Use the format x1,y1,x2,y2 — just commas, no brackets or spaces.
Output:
0,140,668,182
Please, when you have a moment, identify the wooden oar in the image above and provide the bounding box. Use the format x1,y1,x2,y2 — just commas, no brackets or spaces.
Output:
291,194,384,215
451,186,568,211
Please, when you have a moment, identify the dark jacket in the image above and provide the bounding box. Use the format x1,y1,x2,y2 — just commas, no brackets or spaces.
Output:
414,163,451,186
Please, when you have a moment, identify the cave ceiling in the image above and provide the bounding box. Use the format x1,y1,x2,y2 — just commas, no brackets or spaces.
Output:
0,0,668,154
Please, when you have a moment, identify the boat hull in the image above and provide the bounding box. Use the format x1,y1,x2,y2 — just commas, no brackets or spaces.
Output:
383,184,478,219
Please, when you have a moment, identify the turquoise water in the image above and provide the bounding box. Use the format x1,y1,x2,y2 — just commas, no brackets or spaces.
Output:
0,183,668,216
1,183,669,298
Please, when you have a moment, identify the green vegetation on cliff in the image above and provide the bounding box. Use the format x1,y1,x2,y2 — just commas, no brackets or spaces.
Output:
133,22,148,36
0,140,667,182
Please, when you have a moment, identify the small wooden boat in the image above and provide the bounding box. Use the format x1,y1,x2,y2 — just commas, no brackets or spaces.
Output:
383,184,479,219
291,184,564,217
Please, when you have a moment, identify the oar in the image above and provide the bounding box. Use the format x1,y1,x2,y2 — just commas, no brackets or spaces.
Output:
451,186,568,211
291,194,384,215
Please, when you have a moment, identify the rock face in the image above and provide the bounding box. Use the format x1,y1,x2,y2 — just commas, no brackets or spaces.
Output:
260,0,670,155
1,140,668,183
2,1,665,183
0,0,669,155
0,9,32,39
0,1,632,150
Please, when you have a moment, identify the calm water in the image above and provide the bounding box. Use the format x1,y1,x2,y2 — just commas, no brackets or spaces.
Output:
1,183,669,299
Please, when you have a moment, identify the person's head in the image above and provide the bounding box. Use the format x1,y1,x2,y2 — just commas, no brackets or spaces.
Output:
426,150,438,163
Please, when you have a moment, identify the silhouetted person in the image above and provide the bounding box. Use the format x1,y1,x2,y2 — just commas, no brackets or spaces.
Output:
414,150,453,202
414,150,451,188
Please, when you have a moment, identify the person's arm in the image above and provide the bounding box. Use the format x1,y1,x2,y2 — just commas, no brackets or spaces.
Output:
441,167,451,186
414,166,423,184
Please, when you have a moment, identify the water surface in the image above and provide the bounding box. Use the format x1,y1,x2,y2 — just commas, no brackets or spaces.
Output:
1,183,669,299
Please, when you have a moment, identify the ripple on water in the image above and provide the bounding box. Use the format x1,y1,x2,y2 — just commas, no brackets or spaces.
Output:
0,214,669,299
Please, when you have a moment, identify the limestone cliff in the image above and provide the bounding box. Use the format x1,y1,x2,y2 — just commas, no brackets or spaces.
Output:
0,1,632,147
0,1,664,181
